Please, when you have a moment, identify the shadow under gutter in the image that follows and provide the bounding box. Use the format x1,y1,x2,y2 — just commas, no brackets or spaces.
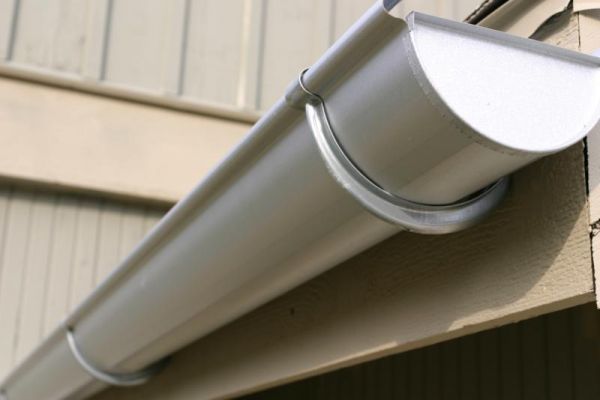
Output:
2,1,600,400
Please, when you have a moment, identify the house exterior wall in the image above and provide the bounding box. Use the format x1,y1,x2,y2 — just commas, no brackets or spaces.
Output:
0,185,168,379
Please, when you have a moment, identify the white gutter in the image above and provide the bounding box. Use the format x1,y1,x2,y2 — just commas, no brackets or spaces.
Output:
2,1,600,399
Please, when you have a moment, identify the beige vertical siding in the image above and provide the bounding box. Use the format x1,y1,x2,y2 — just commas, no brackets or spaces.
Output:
242,303,600,400
0,185,168,378
0,0,483,116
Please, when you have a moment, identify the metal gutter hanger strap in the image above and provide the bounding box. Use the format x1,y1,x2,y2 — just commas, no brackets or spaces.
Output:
297,69,509,234
66,327,169,387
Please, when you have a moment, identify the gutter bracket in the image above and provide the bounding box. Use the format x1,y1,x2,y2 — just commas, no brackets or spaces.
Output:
66,327,169,387
297,69,509,234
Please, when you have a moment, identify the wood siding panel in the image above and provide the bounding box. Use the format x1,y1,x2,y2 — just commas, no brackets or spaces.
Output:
0,185,168,374
239,304,600,400
81,0,111,80
11,0,88,72
0,0,18,59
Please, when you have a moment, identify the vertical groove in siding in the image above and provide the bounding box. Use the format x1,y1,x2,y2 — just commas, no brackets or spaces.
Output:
246,304,600,400
42,195,78,336
252,0,268,111
162,0,189,96
237,0,266,110
82,0,112,80
177,0,191,96
182,0,246,105
94,202,123,284
0,185,168,372
0,0,20,60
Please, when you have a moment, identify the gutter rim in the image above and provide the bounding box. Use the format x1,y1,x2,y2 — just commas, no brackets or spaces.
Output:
404,11,600,157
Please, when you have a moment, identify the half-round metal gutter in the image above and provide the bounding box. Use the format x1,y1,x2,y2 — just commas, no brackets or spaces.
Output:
2,1,600,399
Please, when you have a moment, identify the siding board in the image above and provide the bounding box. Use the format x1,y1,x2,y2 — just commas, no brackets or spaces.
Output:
81,0,111,80
163,0,189,96
0,0,19,59
12,0,88,72
237,0,266,109
104,0,173,90
42,195,78,336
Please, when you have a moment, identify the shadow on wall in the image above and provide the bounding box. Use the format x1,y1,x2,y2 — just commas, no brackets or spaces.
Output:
243,303,600,399
93,138,591,400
